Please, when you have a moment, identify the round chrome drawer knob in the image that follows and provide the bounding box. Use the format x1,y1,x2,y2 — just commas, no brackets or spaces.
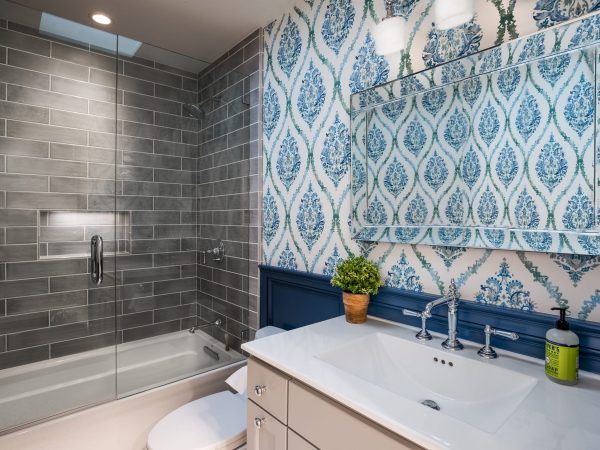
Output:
254,417,266,429
254,385,267,396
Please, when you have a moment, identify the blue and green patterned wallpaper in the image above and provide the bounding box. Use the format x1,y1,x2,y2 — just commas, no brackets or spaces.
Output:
262,0,600,322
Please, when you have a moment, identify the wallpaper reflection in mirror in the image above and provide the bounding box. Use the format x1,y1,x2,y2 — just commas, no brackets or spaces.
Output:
353,44,599,255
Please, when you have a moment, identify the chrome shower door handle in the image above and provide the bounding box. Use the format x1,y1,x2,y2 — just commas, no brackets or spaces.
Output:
90,235,103,285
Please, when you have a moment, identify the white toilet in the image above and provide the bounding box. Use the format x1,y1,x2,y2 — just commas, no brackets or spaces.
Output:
147,326,285,450
146,391,247,450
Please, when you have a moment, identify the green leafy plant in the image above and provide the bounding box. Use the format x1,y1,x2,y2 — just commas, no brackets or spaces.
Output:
330,255,383,295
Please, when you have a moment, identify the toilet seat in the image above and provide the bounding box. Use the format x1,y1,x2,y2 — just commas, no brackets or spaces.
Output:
147,391,246,450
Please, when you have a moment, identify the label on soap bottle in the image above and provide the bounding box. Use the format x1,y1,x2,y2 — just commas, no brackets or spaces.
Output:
545,340,579,382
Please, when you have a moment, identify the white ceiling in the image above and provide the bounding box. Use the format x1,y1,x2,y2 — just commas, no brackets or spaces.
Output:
10,0,295,63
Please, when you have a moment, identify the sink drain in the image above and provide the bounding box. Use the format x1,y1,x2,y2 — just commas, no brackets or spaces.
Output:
420,399,440,411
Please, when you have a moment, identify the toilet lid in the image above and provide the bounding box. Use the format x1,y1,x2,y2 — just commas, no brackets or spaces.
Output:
147,391,246,450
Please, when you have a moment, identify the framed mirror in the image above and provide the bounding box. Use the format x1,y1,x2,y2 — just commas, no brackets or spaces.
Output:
351,13,600,255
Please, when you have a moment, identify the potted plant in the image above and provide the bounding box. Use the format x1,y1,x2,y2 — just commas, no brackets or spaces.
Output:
331,255,383,324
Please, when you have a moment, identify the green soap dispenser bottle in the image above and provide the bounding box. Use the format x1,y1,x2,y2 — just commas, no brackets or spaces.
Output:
545,307,579,385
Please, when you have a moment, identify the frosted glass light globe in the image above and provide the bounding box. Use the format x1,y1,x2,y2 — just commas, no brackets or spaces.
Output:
374,16,406,55
434,0,474,30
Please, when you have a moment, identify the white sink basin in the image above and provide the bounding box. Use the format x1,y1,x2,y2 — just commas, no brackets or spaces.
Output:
316,332,537,433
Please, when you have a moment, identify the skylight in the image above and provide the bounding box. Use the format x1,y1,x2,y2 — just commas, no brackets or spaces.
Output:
39,13,142,57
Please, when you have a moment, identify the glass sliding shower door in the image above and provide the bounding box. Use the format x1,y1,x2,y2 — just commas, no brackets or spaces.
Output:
114,38,245,397
0,0,251,434
194,36,256,363
0,0,118,432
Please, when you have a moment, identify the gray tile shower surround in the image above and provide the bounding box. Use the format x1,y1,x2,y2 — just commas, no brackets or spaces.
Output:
196,29,263,350
0,19,260,369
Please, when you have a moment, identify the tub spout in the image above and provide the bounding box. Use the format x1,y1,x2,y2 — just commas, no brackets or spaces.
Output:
189,318,223,334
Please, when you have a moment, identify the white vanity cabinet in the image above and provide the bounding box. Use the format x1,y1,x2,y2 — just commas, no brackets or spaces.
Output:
247,400,288,450
247,357,290,423
288,429,318,450
246,357,423,450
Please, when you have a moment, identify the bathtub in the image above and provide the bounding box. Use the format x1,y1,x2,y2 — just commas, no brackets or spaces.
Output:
0,330,244,434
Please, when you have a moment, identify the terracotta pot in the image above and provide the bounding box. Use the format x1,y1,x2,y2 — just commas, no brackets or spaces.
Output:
342,292,370,324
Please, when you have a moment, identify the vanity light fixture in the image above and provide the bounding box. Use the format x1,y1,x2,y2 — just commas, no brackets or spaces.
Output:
374,0,406,55
91,13,112,25
434,0,474,30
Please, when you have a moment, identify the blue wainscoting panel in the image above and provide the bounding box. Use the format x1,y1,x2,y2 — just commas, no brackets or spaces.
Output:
259,265,600,374
260,265,343,330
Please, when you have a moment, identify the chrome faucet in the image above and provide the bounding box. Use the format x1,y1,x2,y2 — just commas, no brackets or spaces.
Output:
403,279,463,351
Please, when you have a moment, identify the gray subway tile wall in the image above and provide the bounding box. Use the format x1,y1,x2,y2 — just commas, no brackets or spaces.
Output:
0,19,204,369
196,30,262,350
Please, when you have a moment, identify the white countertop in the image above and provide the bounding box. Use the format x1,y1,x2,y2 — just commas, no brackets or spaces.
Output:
242,316,600,450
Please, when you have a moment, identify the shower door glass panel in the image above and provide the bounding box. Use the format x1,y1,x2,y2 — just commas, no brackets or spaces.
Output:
114,38,246,398
0,1,118,432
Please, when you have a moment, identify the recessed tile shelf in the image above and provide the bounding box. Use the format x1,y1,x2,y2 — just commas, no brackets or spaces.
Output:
38,211,131,260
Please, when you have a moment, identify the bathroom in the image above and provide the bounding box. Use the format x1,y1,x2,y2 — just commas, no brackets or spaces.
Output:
0,0,599,448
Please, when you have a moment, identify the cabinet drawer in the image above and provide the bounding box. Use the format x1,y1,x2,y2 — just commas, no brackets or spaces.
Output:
288,430,317,450
248,357,290,423
247,401,287,450
288,381,423,450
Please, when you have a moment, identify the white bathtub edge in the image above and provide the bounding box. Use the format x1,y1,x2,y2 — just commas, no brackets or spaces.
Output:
0,360,246,450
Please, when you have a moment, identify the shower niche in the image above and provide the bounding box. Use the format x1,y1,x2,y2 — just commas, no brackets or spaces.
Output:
39,211,131,259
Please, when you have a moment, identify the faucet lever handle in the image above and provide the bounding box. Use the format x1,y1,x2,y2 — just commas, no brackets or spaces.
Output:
403,309,432,341
478,324,519,359
493,328,519,341
402,308,421,318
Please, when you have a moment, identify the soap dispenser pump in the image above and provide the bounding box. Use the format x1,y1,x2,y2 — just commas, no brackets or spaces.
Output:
545,307,579,385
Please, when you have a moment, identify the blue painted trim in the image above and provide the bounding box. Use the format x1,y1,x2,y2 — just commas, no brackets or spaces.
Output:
260,265,600,374
260,265,343,330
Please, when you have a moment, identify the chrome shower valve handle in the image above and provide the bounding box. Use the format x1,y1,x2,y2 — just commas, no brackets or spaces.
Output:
200,240,225,264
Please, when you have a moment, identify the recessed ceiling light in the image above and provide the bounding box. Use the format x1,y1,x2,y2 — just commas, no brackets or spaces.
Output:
91,13,111,25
